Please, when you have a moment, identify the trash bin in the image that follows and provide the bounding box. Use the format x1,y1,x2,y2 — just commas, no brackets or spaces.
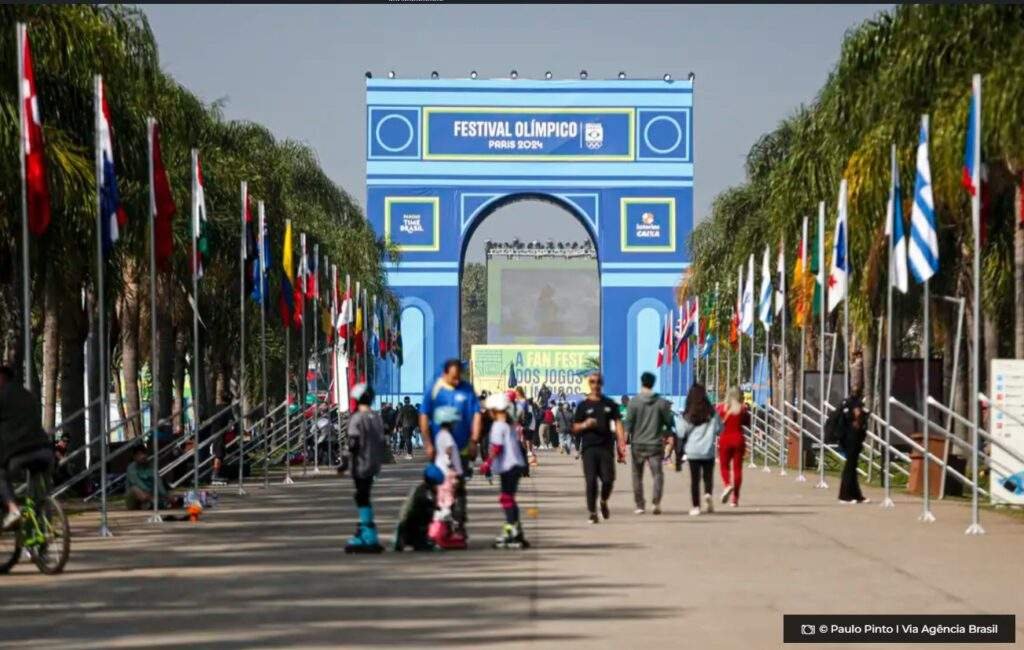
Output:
908,432,946,498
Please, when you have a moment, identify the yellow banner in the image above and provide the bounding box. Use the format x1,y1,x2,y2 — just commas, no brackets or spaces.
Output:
470,344,599,400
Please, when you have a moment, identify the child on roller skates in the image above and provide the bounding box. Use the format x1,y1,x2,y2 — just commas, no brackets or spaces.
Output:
480,392,530,549
427,406,467,550
393,464,444,552
344,383,386,554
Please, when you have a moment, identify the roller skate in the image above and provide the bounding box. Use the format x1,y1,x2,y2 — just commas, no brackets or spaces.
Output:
428,519,467,550
493,522,530,549
345,506,384,554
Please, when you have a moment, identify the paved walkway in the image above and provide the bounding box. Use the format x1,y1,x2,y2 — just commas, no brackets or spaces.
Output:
1,451,1021,649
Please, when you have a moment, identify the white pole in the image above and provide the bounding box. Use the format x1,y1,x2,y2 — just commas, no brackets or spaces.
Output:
715,282,720,402
921,269,935,521
17,24,31,390
300,233,308,477
146,117,161,525
882,144,896,508
258,201,269,489
312,243,320,474
283,218,295,485
238,181,248,495
816,201,828,489
780,236,788,475
966,74,985,535
190,149,201,496
841,179,850,396
94,76,113,536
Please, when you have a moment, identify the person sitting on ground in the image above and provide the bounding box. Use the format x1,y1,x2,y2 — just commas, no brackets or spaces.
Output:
125,444,173,511
0,365,53,529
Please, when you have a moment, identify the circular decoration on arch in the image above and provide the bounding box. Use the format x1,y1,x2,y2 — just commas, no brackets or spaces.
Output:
375,113,415,153
642,115,683,155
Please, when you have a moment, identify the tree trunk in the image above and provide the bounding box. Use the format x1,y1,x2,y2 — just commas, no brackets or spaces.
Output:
41,278,60,432
59,287,87,473
118,263,142,439
1015,179,1024,358
173,327,187,434
156,272,175,427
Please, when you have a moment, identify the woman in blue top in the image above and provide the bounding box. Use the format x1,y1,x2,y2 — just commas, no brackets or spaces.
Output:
676,383,723,516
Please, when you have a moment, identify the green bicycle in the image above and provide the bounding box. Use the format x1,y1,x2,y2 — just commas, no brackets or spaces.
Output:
0,469,70,575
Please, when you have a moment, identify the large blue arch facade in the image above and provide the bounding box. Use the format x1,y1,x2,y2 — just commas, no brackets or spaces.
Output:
366,78,693,399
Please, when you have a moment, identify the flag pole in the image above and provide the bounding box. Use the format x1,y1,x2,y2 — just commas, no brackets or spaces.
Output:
145,118,162,525
190,149,201,496
283,218,294,486
966,74,985,535
258,202,269,489
238,181,248,495
312,243,320,474
841,179,850,396
749,255,757,468
715,283,720,402
94,77,113,535
780,236,788,475
738,265,743,391
882,144,896,508
17,24,31,390
300,233,308,477
816,201,828,489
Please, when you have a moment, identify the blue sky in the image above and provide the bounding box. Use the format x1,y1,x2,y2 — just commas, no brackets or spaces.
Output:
143,4,886,260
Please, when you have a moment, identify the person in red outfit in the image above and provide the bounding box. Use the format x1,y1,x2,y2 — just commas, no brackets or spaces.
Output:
716,387,750,507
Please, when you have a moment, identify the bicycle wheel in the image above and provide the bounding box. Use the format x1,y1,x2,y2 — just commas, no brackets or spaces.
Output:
29,497,70,575
0,524,21,574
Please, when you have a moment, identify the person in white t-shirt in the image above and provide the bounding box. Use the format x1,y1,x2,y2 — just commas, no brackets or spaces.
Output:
480,392,529,549
427,406,467,550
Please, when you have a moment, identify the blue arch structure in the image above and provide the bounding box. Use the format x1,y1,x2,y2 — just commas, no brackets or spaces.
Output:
367,78,694,399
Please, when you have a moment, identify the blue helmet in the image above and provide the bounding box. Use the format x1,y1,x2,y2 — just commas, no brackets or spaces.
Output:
433,405,460,428
423,464,445,486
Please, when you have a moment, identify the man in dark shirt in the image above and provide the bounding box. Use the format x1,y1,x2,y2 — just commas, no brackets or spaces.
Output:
0,366,53,529
573,371,627,524
397,396,418,460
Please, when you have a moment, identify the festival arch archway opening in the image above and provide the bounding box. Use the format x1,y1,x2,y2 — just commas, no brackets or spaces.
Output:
366,77,694,400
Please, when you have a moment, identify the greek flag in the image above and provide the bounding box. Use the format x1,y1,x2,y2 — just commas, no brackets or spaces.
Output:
740,254,755,336
908,116,939,283
758,245,773,326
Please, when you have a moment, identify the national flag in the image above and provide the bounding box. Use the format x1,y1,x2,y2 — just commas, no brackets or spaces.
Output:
251,205,272,304
656,314,668,368
394,321,404,366
700,333,715,359
962,76,990,246
308,245,319,300
740,254,754,336
191,151,209,279
885,145,909,294
337,284,353,344
774,241,785,316
18,25,50,237
908,116,939,284
297,232,309,307
810,215,823,316
675,303,688,363
758,245,773,326
354,295,365,355
793,217,810,328
149,120,176,272
728,306,739,351
243,186,257,295
96,77,126,257
827,180,848,313
277,220,296,328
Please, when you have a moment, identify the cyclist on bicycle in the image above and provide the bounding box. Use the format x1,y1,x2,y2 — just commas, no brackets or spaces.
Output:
0,365,53,530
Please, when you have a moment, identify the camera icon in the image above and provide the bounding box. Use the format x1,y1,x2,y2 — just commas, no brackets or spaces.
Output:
801,624,816,636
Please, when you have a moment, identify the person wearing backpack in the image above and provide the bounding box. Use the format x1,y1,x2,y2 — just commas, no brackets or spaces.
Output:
834,395,870,504
677,383,723,516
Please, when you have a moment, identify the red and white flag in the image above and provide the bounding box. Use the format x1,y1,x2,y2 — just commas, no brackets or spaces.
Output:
19,24,50,237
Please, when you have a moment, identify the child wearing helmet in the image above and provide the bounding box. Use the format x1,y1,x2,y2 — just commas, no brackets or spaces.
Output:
427,405,467,550
344,383,386,554
480,392,529,549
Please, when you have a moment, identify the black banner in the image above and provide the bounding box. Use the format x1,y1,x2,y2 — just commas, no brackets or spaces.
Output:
783,615,1015,644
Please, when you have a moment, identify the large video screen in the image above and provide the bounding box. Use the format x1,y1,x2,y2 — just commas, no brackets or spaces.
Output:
486,258,599,345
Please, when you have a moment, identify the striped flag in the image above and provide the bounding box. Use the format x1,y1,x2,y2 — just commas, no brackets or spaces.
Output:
191,151,209,279
885,145,909,294
827,180,848,313
740,254,754,336
774,241,785,316
96,77,126,257
277,220,296,328
908,116,939,284
656,313,668,367
758,245,773,327
962,75,989,244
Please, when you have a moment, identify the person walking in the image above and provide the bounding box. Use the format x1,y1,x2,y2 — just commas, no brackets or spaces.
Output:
556,402,573,455
538,401,553,450
677,383,723,516
397,396,418,460
418,359,482,539
833,395,870,504
624,372,673,515
716,387,750,507
572,372,627,523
